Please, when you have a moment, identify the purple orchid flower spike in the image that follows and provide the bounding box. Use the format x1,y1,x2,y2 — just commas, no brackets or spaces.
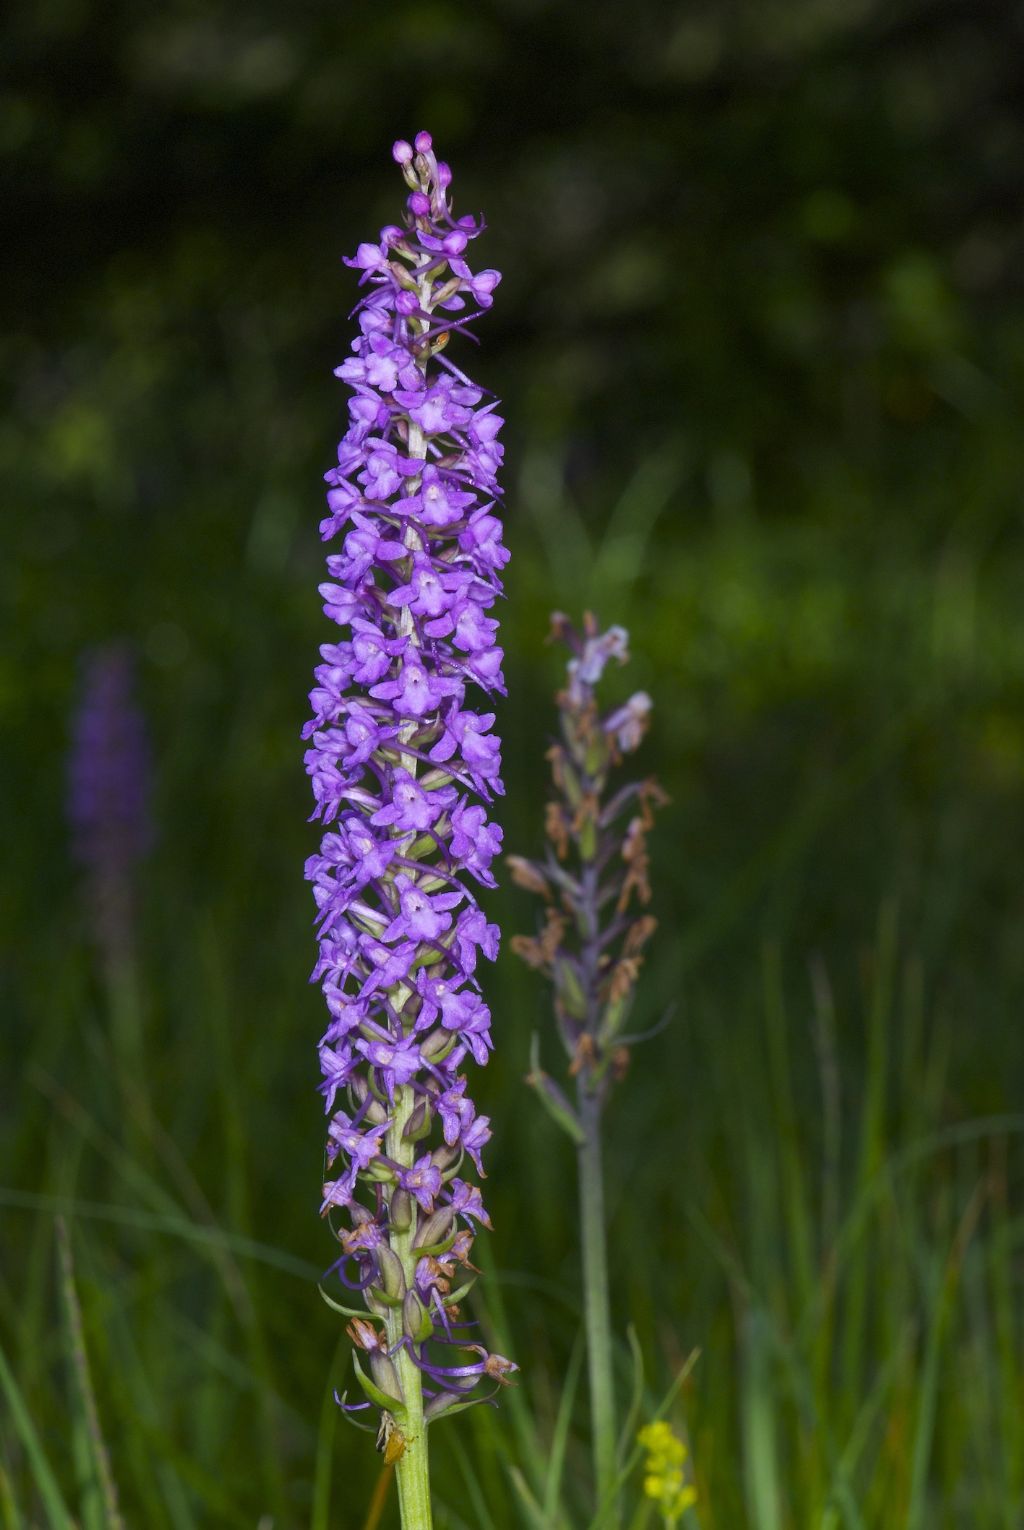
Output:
305,132,514,1526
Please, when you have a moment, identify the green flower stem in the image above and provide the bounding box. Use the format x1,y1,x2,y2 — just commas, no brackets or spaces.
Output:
578,1084,618,1524
387,310,435,1528
385,1082,433,1530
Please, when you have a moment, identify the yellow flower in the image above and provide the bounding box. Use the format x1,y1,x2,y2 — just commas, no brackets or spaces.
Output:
637,1421,697,1525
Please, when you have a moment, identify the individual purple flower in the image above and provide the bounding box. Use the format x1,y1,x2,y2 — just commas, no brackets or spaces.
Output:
437,1078,491,1175
445,1178,491,1229
449,800,503,886
398,1156,443,1212
382,875,462,942
306,131,515,1460
326,1110,390,1170
67,642,152,970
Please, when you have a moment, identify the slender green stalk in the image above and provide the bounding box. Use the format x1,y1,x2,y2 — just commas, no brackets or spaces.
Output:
385,354,434,1523
55,1218,123,1530
104,954,154,1170
385,1084,433,1530
578,1087,618,1523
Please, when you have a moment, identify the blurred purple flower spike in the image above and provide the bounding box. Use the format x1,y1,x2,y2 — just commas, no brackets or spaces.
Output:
68,642,152,970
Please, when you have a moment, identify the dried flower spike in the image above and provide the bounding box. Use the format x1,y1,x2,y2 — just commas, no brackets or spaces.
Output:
511,612,666,1522
511,613,666,1105
304,132,513,1526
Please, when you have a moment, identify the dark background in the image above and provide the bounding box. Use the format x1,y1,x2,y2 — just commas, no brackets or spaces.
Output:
4,1,1024,1525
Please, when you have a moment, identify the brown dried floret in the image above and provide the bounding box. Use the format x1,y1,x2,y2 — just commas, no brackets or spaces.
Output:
510,906,567,973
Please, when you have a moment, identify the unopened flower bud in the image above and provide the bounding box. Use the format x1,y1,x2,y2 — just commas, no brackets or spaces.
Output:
376,1243,407,1300
425,1391,461,1423
389,259,421,293
370,1350,404,1402
412,1207,455,1251
403,1098,432,1142
420,1027,457,1063
389,1190,413,1232
403,1290,434,1343
556,756,583,809
554,956,586,1020
432,277,463,308
584,729,610,776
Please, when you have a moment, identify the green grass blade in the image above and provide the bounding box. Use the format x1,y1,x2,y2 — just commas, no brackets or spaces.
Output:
448,1431,499,1530
0,1334,74,1530
840,902,897,1421
616,1324,646,1469
740,1306,782,1530
0,1188,317,1280
55,1218,123,1530
543,1328,585,1523
311,1342,344,1530
906,1181,987,1530
0,1450,23,1530
474,1270,549,1498
508,1467,549,1530
762,944,815,1312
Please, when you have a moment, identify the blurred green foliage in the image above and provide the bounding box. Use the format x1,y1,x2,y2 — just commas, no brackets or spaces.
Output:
3,0,1024,1523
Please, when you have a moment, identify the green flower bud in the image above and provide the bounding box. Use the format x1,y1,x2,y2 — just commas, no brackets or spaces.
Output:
377,1243,407,1300
412,1207,455,1251
369,1350,404,1404
389,1190,414,1232
554,955,587,1020
403,1098,433,1142
403,1290,434,1343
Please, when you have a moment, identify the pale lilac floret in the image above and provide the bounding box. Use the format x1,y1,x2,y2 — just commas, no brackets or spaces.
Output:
398,1156,443,1212
450,801,503,885
327,1112,389,1169
452,906,500,973
447,1178,491,1228
437,1077,491,1174
430,708,503,791
382,875,462,942
440,987,493,1066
